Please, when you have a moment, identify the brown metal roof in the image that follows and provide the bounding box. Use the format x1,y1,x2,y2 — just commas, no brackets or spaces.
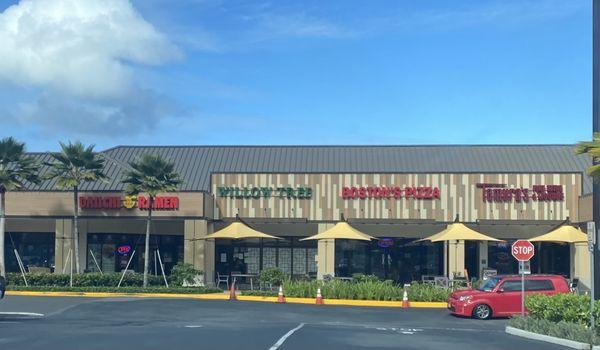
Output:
21,144,592,193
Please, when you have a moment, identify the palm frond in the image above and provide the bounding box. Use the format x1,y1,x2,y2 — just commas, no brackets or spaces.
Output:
45,141,106,190
0,137,40,192
122,154,182,197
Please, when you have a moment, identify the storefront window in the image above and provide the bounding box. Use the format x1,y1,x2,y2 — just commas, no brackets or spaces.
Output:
215,237,317,278
86,233,183,274
488,241,517,274
335,240,369,277
335,238,443,283
4,232,55,272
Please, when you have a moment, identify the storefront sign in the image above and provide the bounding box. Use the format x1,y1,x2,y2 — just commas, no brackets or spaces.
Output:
341,186,440,200
216,186,312,199
116,244,132,255
79,195,179,210
477,183,564,203
378,238,395,248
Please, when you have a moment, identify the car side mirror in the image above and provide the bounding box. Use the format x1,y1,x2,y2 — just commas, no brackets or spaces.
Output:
497,288,504,293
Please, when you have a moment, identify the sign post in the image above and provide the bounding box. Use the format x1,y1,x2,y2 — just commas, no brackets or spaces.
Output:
512,240,535,317
588,221,596,329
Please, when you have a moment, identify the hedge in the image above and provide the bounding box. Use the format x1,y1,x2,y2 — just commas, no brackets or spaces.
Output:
510,315,600,345
6,285,221,294
243,278,451,302
5,272,169,287
526,293,600,327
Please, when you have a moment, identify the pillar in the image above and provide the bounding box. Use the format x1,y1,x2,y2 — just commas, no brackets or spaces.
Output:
478,241,489,277
447,240,465,278
317,223,334,279
572,242,591,291
78,220,87,272
54,219,73,274
184,219,214,285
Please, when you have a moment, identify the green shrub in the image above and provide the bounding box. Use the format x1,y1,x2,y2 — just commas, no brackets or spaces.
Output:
170,263,203,286
267,279,449,301
407,283,452,302
6,285,221,294
6,272,166,287
259,268,288,286
510,316,600,345
351,274,380,283
526,294,600,327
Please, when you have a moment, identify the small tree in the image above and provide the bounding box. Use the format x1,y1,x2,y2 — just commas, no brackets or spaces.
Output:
45,142,106,273
0,137,39,277
122,154,181,287
575,133,600,177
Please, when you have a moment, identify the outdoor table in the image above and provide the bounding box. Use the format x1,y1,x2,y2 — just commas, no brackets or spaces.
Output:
334,277,354,282
231,273,258,290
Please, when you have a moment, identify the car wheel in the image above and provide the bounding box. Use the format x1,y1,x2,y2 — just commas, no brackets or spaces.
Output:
472,304,492,320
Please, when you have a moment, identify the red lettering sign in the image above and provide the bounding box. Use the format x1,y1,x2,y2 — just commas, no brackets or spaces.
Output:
78,195,179,211
341,186,441,200
478,184,564,203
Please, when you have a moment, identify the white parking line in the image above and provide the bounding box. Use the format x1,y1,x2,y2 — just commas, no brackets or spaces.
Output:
0,312,44,317
268,323,305,350
184,325,203,328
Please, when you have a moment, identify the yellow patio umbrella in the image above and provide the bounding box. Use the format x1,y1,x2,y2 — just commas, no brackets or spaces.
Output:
197,221,282,240
529,224,587,243
418,222,502,243
418,217,501,278
300,221,376,241
300,220,375,278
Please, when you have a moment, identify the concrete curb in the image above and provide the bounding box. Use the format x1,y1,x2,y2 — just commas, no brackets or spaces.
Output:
505,326,591,350
6,291,447,308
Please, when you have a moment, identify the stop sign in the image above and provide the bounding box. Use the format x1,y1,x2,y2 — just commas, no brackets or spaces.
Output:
512,240,535,261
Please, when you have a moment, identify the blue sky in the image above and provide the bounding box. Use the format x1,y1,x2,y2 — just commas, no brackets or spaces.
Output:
0,0,592,151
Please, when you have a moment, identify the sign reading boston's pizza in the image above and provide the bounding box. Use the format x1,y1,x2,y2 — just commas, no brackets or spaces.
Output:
216,186,312,199
341,185,440,200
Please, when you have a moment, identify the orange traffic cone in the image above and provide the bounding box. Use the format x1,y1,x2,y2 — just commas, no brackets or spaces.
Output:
229,281,237,301
278,285,286,303
402,289,410,309
316,288,324,305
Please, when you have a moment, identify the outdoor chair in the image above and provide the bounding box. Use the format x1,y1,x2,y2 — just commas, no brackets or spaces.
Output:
434,276,449,288
570,278,579,294
216,272,229,290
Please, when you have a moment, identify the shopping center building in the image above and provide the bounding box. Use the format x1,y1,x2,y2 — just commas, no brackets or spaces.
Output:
2,145,594,288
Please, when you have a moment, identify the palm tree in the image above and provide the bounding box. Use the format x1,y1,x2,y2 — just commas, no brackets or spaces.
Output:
0,137,39,277
45,142,106,274
122,154,181,287
575,133,600,177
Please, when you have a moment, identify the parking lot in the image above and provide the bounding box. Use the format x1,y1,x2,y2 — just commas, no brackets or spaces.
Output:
0,295,563,350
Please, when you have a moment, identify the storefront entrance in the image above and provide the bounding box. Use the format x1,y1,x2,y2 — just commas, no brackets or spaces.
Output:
335,239,444,283
487,241,570,277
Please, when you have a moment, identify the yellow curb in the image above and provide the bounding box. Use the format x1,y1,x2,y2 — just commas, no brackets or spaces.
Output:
5,291,447,308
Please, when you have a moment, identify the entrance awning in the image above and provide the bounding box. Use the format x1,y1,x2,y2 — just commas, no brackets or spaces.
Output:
300,222,376,241
529,225,587,243
197,222,281,240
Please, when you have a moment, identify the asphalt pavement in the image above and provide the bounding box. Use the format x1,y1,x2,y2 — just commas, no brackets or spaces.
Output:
0,295,566,350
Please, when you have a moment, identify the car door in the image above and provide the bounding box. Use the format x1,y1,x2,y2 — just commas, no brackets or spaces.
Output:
495,279,523,315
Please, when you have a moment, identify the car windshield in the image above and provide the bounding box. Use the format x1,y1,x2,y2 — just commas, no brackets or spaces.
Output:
477,277,501,291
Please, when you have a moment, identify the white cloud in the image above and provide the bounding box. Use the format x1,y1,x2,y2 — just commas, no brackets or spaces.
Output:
0,0,180,98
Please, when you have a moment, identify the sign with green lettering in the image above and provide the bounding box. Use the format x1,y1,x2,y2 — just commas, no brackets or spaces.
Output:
216,186,312,199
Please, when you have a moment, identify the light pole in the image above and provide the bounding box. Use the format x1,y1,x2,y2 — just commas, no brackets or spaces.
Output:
593,0,600,300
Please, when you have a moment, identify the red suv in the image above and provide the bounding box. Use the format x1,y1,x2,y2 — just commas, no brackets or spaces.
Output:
448,274,569,319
